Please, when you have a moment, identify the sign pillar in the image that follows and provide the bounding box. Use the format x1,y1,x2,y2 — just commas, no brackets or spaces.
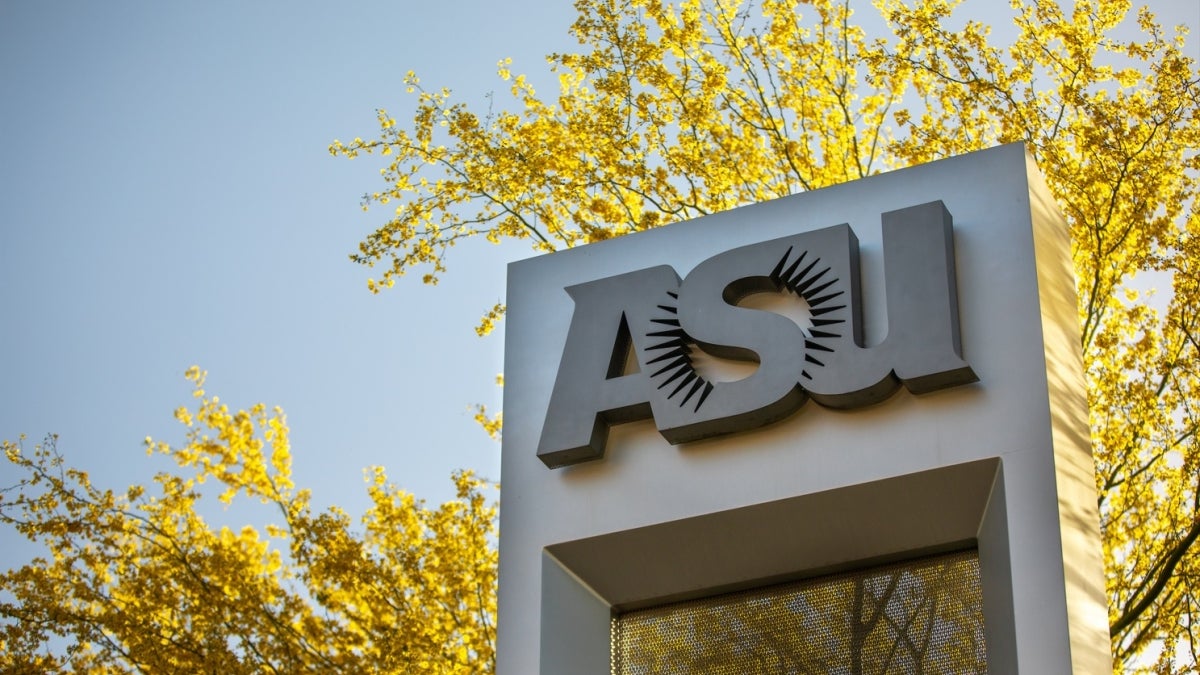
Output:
498,144,1111,673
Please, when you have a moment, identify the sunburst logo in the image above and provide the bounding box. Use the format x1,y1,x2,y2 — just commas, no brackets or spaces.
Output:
646,246,848,413
537,201,977,468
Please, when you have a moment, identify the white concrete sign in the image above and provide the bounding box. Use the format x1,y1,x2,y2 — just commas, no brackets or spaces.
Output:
498,144,1111,673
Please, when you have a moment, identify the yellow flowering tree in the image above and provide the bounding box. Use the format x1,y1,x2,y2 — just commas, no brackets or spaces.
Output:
0,368,496,674
331,0,1197,670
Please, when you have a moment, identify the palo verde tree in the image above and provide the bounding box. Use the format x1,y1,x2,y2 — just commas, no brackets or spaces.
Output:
330,0,1198,670
0,368,497,674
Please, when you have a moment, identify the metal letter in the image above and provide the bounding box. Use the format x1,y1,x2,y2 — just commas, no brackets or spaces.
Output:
802,201,977,405
537,266,681,468
649,224,860,443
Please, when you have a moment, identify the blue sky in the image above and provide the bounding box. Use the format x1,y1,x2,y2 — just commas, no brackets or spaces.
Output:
0,1,581,528
1,0,1195,554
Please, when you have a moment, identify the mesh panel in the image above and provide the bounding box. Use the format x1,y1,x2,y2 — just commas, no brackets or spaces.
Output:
611,549,986,675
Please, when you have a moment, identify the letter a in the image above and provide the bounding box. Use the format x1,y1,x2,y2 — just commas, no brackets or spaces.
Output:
537,266,681,468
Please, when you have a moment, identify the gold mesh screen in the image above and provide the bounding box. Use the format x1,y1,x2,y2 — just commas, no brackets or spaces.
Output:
611,549,986,675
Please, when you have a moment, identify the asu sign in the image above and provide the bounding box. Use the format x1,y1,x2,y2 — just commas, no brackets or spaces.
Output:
500,145,1113,675
539,200,978,468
